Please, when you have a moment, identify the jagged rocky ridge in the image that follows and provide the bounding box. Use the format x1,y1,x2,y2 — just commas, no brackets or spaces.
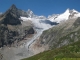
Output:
0,4,34,47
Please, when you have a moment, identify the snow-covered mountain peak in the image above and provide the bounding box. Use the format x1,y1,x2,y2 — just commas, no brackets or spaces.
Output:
69,9,80,19
48,9,70,23
65,8,78,14
48,9,80,23
26,9,34,18
65,8,70,13
27,9,33,14
71,9,79,13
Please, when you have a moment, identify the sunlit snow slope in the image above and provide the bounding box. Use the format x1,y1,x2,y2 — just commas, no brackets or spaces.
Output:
48,9,80,23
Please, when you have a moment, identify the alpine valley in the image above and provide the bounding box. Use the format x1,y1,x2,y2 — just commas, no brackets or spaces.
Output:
0,4,80,60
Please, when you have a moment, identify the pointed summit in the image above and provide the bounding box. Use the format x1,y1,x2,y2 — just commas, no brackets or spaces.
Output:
72,9,78,13
64,8,70,14
9,4,17,10
4,4,19,18
11,4,16,8
0,4,21,25
27,9,34,18
27,9,33,14
4,4,18,16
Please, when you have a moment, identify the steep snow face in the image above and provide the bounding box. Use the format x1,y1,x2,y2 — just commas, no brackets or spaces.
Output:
54,9,70,23
48,9,71,23
49,9,71,23
48,9,80,23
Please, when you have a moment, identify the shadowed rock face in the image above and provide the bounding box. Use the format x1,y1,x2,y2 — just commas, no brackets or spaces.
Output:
73,17,80,26
5,4,29,18
0,4,30,25
2,12,21,25
0,4,20,25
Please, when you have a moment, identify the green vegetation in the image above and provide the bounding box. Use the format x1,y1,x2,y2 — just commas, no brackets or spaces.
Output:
22,40,80,60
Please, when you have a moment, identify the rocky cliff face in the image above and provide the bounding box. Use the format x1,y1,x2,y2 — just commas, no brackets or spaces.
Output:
36,17,80,49
4,4,29,17
0,4,35,48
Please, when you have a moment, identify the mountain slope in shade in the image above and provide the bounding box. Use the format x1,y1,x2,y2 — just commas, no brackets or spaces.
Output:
0,4,21,25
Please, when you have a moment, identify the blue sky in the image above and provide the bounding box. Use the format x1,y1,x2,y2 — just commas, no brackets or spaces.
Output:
0,0,80,16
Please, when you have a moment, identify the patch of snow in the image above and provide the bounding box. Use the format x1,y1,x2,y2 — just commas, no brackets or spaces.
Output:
20,16,52,30
72,9,79,13
20,16,31,21
74,13,80,17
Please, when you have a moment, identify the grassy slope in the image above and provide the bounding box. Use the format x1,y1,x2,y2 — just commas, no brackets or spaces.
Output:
22,40,80,60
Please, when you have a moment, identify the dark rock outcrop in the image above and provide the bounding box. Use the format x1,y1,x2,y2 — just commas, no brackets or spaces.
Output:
0,4,30,25
5,4,29,18
27,28,34,34
1,12,21,25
